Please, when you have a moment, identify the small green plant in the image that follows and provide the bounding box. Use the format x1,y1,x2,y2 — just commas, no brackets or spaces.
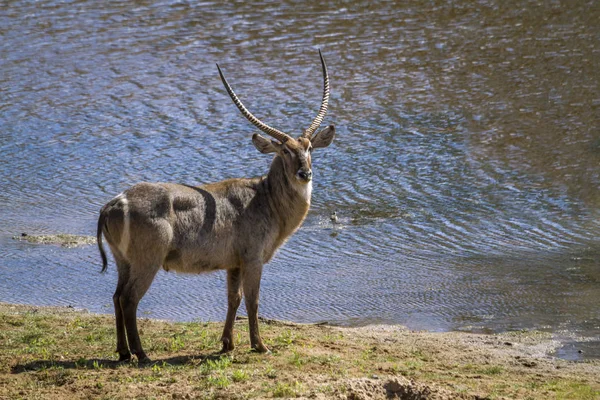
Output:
322,332,343,342
410,349,430,362
360,347,374,360
207,375,230,389
405,360,423,370
318,384,335,396
274,329,296,346
289,350,307,367
196,329,221,350
481,365,503,375
310,354,341,366
265,366,277,379
200,357,232,375
231,369,249,382
169,334,185,352
273,381,302,398
392,360,424,377
151,363,163,375
20,331,44,345
69,317,90,330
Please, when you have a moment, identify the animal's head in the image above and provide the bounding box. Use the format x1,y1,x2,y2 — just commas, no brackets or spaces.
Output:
217,50,335,185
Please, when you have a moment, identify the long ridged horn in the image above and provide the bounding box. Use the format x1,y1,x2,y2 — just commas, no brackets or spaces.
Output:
302,49,330,139
217,64,292,144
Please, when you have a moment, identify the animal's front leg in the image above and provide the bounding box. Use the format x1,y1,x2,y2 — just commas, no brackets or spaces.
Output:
243,262,269,353
221,268,242,353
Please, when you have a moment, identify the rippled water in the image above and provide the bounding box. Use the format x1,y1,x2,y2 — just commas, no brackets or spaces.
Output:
1,1,599,359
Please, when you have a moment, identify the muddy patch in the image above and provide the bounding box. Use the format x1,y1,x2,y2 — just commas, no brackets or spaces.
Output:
12,233,95,248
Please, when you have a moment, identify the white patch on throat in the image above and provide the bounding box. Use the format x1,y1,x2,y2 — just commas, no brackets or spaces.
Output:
293,180,312,204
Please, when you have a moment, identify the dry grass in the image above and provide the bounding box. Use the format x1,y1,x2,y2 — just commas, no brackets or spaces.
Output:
0,303,598,399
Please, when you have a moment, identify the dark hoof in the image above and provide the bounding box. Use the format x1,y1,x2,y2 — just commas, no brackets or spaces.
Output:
117,352,132,362
220,338,235,354
251,344,270,354
136,354,152,365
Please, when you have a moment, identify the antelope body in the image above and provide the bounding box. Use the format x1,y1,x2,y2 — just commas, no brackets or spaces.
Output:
97,51,335,363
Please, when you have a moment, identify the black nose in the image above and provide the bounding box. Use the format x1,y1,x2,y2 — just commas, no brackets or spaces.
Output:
298,170,312,181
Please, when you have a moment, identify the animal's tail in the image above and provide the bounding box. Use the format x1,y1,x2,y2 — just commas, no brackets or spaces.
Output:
97,209,108,273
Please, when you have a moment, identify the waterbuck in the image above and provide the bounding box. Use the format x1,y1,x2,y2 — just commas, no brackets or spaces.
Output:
96,51,335,363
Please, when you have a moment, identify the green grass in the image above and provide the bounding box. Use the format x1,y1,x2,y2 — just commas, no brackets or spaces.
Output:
541,380,600,400
0,303,599,400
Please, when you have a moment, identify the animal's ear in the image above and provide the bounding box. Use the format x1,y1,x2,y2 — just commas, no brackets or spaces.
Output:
252,133,279,154
311,125,335,149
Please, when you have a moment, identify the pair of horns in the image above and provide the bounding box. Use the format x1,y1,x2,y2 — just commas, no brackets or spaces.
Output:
217,50,329,143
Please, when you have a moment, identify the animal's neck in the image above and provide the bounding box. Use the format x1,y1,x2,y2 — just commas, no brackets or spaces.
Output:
262,156,311,224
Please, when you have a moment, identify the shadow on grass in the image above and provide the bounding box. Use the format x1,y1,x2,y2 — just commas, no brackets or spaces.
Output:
11,352,226,373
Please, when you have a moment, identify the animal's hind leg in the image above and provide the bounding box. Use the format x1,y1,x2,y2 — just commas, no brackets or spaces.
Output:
120,263,161,364
113,259,131,361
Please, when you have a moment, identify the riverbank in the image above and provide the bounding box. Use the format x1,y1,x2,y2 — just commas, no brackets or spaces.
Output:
0,303,598,399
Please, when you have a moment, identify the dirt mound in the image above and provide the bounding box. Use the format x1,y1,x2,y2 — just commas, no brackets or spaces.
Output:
339,377,473,400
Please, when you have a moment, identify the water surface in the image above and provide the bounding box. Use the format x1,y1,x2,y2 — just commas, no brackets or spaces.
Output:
1,0,599,359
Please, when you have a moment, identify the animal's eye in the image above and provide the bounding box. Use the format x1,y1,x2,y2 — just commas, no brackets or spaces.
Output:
282,148,290,155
